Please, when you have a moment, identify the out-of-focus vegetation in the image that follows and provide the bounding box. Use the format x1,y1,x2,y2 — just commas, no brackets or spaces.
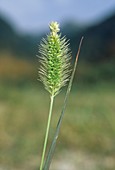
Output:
0,82,115,170
0,12,115,170
0,53,115,85
0,54,35,83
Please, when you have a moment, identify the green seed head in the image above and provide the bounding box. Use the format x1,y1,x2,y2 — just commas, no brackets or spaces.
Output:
38,21,71,96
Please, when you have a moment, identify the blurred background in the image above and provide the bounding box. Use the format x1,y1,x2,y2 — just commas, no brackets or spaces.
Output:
0,0,115,170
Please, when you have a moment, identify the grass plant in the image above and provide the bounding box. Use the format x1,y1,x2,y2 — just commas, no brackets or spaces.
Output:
38,21,83,170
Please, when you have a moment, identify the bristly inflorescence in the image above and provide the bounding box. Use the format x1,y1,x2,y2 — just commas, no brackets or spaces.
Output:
38,21,71,97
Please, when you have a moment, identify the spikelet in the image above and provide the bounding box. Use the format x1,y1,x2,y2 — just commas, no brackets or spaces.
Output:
38,21,71,96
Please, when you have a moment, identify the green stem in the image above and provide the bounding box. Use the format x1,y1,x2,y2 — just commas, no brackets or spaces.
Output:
39,95,54,170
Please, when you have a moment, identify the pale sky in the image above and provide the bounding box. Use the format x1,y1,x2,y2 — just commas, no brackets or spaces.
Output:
0,0,115,33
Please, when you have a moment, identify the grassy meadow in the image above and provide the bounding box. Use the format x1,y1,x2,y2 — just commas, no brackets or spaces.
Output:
0,55,115,170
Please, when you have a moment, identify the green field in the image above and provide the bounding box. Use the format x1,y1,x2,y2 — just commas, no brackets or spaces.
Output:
0,82,115,170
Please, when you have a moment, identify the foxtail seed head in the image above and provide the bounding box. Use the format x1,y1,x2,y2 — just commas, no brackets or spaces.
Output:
38,21,71,96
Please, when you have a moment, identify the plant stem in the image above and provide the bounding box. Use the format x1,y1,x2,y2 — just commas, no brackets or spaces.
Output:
39,95,54,170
